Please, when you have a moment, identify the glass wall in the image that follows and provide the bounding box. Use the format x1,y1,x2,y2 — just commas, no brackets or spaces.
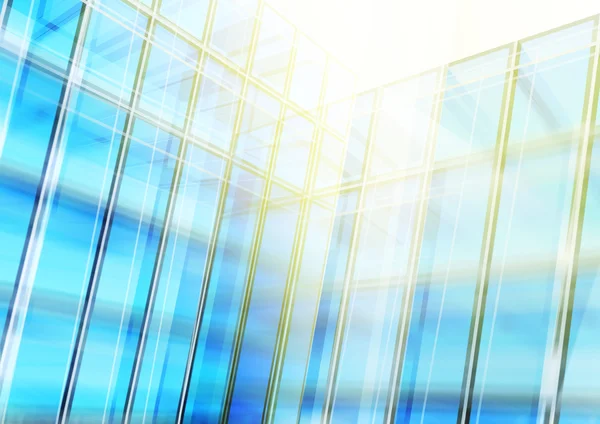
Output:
0,1,599,423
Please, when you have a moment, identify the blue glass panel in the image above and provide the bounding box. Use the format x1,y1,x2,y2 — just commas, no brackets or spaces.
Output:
273,201,336,423
435,49,508,161
510,22,593,145
0,56,63,335
235,84,281,171
131,146,225,422
561,270,600,422
183,167,264,423
191,59,242,151
4,90,126,421
69,120,180,422
395,283,476,424
332,285,403,423
299,192,358,423
470,274,557,423
4,0,82,72
139,25,197,129
228,188,301,422
81,0,147,103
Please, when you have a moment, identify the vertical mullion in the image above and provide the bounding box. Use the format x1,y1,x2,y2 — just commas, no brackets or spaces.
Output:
544,17,600,424
175,1,266,422
261,51,333,423
383,65,447,424
0,2,92,418
57,7,158,423
219,19,299,424
320,87,383,424
456,41,520,424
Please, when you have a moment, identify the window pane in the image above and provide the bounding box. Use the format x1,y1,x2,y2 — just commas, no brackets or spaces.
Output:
3,0,82,72
70,120,180,422
139,25,198,129
3,91,126,421
342,91,375,184
131,146,225,422
332,285,403,423
0,59,64,333
435,49,508,161
252,6,293,93
354,178,421,287
299,191,358,423
273,200,336,422
81,0,147,103
509,22,594,146
160,0,210,41
210,0,258,68
370,73,437,177
235,84,281,170
191,58,242,151
183,167,264,423
273,113,315,189
229,187,301,422
396,164,491,423
289,35,326,113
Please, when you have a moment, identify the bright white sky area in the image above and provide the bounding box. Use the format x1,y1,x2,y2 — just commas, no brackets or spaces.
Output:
267,0,600,91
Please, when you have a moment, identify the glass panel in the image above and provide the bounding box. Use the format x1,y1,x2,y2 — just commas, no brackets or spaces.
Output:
81,0,147,103
396,282,476,424
395,164,491,423
191,58,242,151
342,91,375,184
314,132,345,191
435,49,509,161
3,91,126,421
273,113,315,189
131,146,225,422
510,22,594,146
210,0,258,68
331,285,403,423
326,97,354,138
492,145,576,265
370,73,437,177
3,0,82,72
298,191,358,423
353,178,421,287
160,0,210,41
419,164,492,276
69,120,180,422
562,138,600,422
561,268,600,422
324,60,355,106
289,35,326,113
470,273,557,423
183,167,264,423
273,200,336,423
470,145,577,421
0,58,63,333
139,25,198,129
252,6,293,93
235,84,281,170
579,141,600,254
229,187,301,422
